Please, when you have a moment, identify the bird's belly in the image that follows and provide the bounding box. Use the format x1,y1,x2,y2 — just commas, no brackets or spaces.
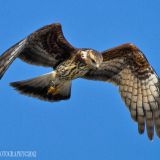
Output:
71,70,88,79
57,68,88,81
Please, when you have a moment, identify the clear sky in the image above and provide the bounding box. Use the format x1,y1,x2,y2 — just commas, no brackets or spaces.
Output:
0,0,160,159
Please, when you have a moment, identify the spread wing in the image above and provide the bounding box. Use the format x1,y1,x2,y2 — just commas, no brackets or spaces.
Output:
0,23,76,79
84,43,160,140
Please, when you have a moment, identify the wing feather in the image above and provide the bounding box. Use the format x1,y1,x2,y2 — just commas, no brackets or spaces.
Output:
19,23,75,67
0,23,76,79
84,43,160,140
0,39,27,79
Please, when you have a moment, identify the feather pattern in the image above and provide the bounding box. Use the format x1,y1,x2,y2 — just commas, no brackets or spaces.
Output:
84,43,160,140
19,23,76,67
10,71,71,102
0,23,76,79
0,39,27,79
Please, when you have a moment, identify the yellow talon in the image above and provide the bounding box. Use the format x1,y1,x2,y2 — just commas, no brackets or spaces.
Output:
47,86,56,95
47,86,60,95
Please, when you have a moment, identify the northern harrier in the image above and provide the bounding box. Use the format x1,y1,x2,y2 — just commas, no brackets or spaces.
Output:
0,23,160,140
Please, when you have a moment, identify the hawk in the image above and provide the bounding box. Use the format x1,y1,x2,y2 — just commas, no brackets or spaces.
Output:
0,23,160,140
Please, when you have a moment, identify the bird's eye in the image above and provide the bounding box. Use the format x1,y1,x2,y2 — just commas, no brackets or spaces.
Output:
81,54,85,58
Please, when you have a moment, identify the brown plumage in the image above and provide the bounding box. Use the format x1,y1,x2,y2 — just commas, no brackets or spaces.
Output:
0,23,160,140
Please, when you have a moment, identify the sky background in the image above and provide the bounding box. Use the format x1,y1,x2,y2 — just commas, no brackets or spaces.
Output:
0,0,160,159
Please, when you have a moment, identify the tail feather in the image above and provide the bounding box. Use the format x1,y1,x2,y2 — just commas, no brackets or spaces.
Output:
10,71,71,102
0,39,26,79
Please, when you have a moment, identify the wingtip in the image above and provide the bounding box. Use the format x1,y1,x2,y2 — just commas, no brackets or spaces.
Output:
54,23,62,27
49,23,62,29
121,43,140,52
0,70,5,80
10,81,17,87
147,131,154,141
148,136,154,141
0,75,3,80
138,127,145,135
53,23,62,32
10,81,21,91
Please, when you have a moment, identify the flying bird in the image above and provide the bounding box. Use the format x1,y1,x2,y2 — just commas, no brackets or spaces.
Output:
0,23,160,140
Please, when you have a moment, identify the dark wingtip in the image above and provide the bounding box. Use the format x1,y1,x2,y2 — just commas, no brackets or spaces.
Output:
148,136,154,141
49,23,62,31
147,131,154,141
138,127,145,135
53,23,62,27
10,81,24,94
0,75,3,80
10,81,19,88
52,23,63,35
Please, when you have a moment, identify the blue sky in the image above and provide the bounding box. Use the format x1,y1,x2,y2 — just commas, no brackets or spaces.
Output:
0,0,160,159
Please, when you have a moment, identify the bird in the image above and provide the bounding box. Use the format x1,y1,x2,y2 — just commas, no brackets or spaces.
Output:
0,23,160,140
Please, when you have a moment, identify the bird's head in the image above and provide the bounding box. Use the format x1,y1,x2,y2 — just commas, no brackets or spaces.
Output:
79,49,103,69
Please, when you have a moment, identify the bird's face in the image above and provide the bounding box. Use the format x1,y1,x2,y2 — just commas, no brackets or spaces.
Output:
79,50,103,69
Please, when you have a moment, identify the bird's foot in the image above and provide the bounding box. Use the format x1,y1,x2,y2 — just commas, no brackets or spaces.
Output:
47,81,60,95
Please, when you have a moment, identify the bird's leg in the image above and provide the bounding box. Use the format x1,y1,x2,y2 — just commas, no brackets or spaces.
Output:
47,80,57,95
47,80,61,95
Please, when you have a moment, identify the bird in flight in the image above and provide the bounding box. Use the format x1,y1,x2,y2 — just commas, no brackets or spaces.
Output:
0,23,160,140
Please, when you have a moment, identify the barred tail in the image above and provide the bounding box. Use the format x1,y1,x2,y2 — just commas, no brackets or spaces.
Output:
10,71,71,102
